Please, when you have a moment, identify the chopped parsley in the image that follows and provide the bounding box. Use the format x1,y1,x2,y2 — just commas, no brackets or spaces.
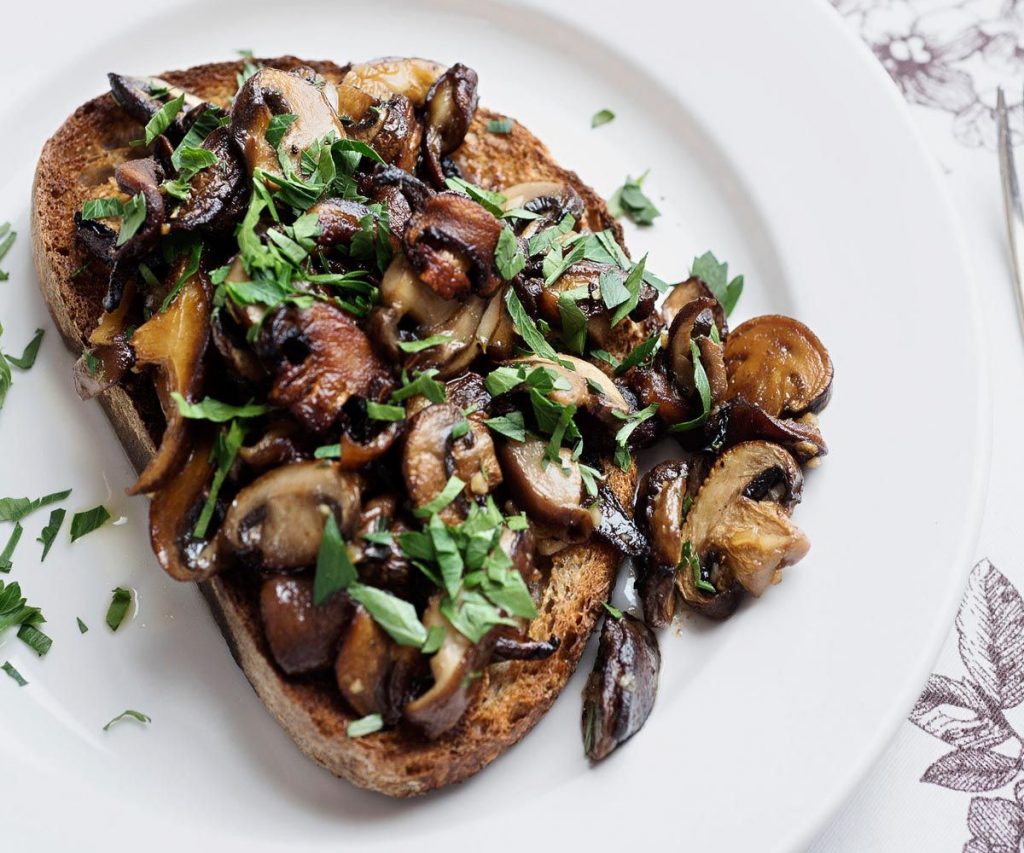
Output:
0,522,22,572
347,713,384,738
614,333,661,375
141,94,184,145
37,508,65,561
0,221,16,281
495,227,526,280
105,587,132,631
690,251,744,316
314,443,342,459
413,475,465,519
103,709,151,731
313,514,357,605
483,411,527,442
607,171,660,226
193,420,246,539
397,334,452,353
5,328,44,369
172,393,268,422
591,109,615,128
77,617,89,634
69,505,111,542
0,489,72,523
486,117,514,134
2,661,26,686
682,540,715,594
668,340,713,433
601,601,623,619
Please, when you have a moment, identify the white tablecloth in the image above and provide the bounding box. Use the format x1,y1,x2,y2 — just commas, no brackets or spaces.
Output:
4,1,1023,848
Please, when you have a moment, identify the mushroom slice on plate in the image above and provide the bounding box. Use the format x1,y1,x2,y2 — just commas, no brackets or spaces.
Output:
127,267,211,496
512,355,630,429
231,66,345,178
403,191,504,299
666,297,727,404
636,460,693,627
724,315,833,417
496,438,597,542
260,576,351,675
110,157,166,269
404,599,494,739
661,276,727,331
501,181,585,238
258,301,394,434
677,441,808,617
108,73,207,139
422,63,479,187
341,57,446,106
582,613,661,761
705,398,828,462
173,127,249,234
335,85,422,172
402,403,502,523
219,461,363,570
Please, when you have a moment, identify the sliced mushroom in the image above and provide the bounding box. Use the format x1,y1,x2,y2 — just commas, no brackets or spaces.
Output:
210,308,265,383
624,365,690,425
108,73,207,140
73,213,117,265
74,280,138,400
336,606,420,723
173,127,249,233
148,431,217,582
724,315,833,417
661,277,726,331
110,157,166,269
126,267,211,495
511,355,629,429
677,441,808,616
260,576,351,675
258,302,394,433
335,85,421,172
501,182,585,238
353,495,412,596
237,420,305,471
492,633,561,661
582,613,661,761
422,64,479,187
231,66,345,178
308,197,377,250
594,483,646,557
404,599,493,739
496,438,596,542
342,57,446,106
636,460,693,627
403,403,502,523
219,461,362,570
404,191,504,299
666,297,727,403
705,399,828,462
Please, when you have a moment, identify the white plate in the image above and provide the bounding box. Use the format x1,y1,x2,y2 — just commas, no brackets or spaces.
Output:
0,0,988,849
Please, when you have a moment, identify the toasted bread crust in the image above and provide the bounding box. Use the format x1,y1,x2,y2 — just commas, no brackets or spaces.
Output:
32,57,635,796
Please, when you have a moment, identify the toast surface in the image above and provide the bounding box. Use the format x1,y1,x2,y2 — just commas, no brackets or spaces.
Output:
32,57,634,795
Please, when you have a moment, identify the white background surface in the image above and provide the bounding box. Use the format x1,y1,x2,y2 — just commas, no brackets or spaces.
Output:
0,0,1009,849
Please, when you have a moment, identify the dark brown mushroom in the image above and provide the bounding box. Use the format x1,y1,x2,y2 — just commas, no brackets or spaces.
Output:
360,164,434,214
126,267,211,496
594,483,646,557
422,64,479,187
73,213,117,265
336,606,421,723
496,438,596,542
404,599,494,739
308,197,378,250
73,281,138,400
237,421,305,471
231,66,345,178
402,403,502,523
492,633,561,661
218,461,363,570
258,302,394,434
173,127,250,234
512,355,629,430
501,181,585,239
678,441,808,616
403,191,504,299
661,277,727,332
353,495,412,596
624,365,690,425
705,399,828,462
210,308,266,383
723,315,833,418
341,57,446,106
110,157,166,271
666,297,727,404
108,73,207,140
335,85,422,172
582,613,661,761
260,576,351,675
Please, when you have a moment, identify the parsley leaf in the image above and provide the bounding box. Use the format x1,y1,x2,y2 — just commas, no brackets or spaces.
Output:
413,475,465,519
116,193,147,247
314,443,341,460
486,117,513,134
142,94,184,145
77,617,89,634
103,709,151,731
444,176,506,217
610,255,647,326
0,489,72,523
614,333,661,375
601,601,623,619
682,540,715,594
607,171,660,226
0,326,10,410
2,661,26,686
669,340,713,433
348,583,428,647
106,587,132,631
5,328,44,369
193,420,246,539
366,401,406,421
0,522,22,572
504,289,560,362
591,109,615,128
172,393,269,422
37,508,65,561
0,222,16,281
313,514,357,605
495,227,526,280
69,505,111,542
483,411,527,442
347,713,384,738
390,370,446,404
397,334,452,353
690,250,744,316
265,113,298,148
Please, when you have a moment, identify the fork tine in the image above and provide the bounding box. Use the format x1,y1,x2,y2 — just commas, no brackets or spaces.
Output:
996,87,1024,335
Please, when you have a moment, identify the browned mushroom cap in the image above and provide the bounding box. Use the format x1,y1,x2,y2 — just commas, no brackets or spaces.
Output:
308,197,379,251
624,366,689,425
405,295,489,379
724,315,833,418
678,441,808,614
422,64,479,187
594,483,647,557
403,403,503,523
126,267,211,496
342,57,446,106
219,461,363,570
336,606,421,723
661,277,727,331
335,85,422,172
404,599,494,739
258,302,394,434
512,355,629,428
496,438,596,542
404,192,504,299
582,613,661,762
231,66,345,177
74,281,138,400
173,127,249,234
210,308,265,383
705,399,828,462
108,73,207,139
148,431,216,582
110,157,166,269
635,460,691,627
666,297,727,403
352,495,412,596
260,576,351,675
237,420,305,471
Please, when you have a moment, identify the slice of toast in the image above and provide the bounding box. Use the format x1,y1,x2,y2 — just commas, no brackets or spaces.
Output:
32,57,635,795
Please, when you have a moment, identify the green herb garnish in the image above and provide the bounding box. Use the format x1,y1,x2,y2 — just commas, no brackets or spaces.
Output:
0,522,23,572
171,393,269,422
486,117,513,134
591,109,615,128
5,329,44,369
37,508,65,561
608,171,660,226
690,250,744,316
2,661,26,686
103,709,151,731
495,227,526,280
69,505,111,542
601,601,623,619
668,340,713,433
105,587,132,631
413,475,465,519
313,514,357,605
483,411,527,442
347,713,384,738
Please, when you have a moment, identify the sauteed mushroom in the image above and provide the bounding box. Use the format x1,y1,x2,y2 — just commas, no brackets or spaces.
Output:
219,461,362,570
258,302,394,433
174,127,249,233
705,399,828,462
404,192,504,299
582,613,661,761
677,441,808,617
342,57,446,105
666,297,727,403
724,315,833,417
108,73,206,140
422,64,479,187
661,277,726,331
335,85,422,172
110,157,166,270
261,576,350,674
493,634,561,661
501,182,585,238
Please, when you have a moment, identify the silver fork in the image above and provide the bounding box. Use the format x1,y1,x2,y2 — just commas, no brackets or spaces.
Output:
996,87,1024,335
